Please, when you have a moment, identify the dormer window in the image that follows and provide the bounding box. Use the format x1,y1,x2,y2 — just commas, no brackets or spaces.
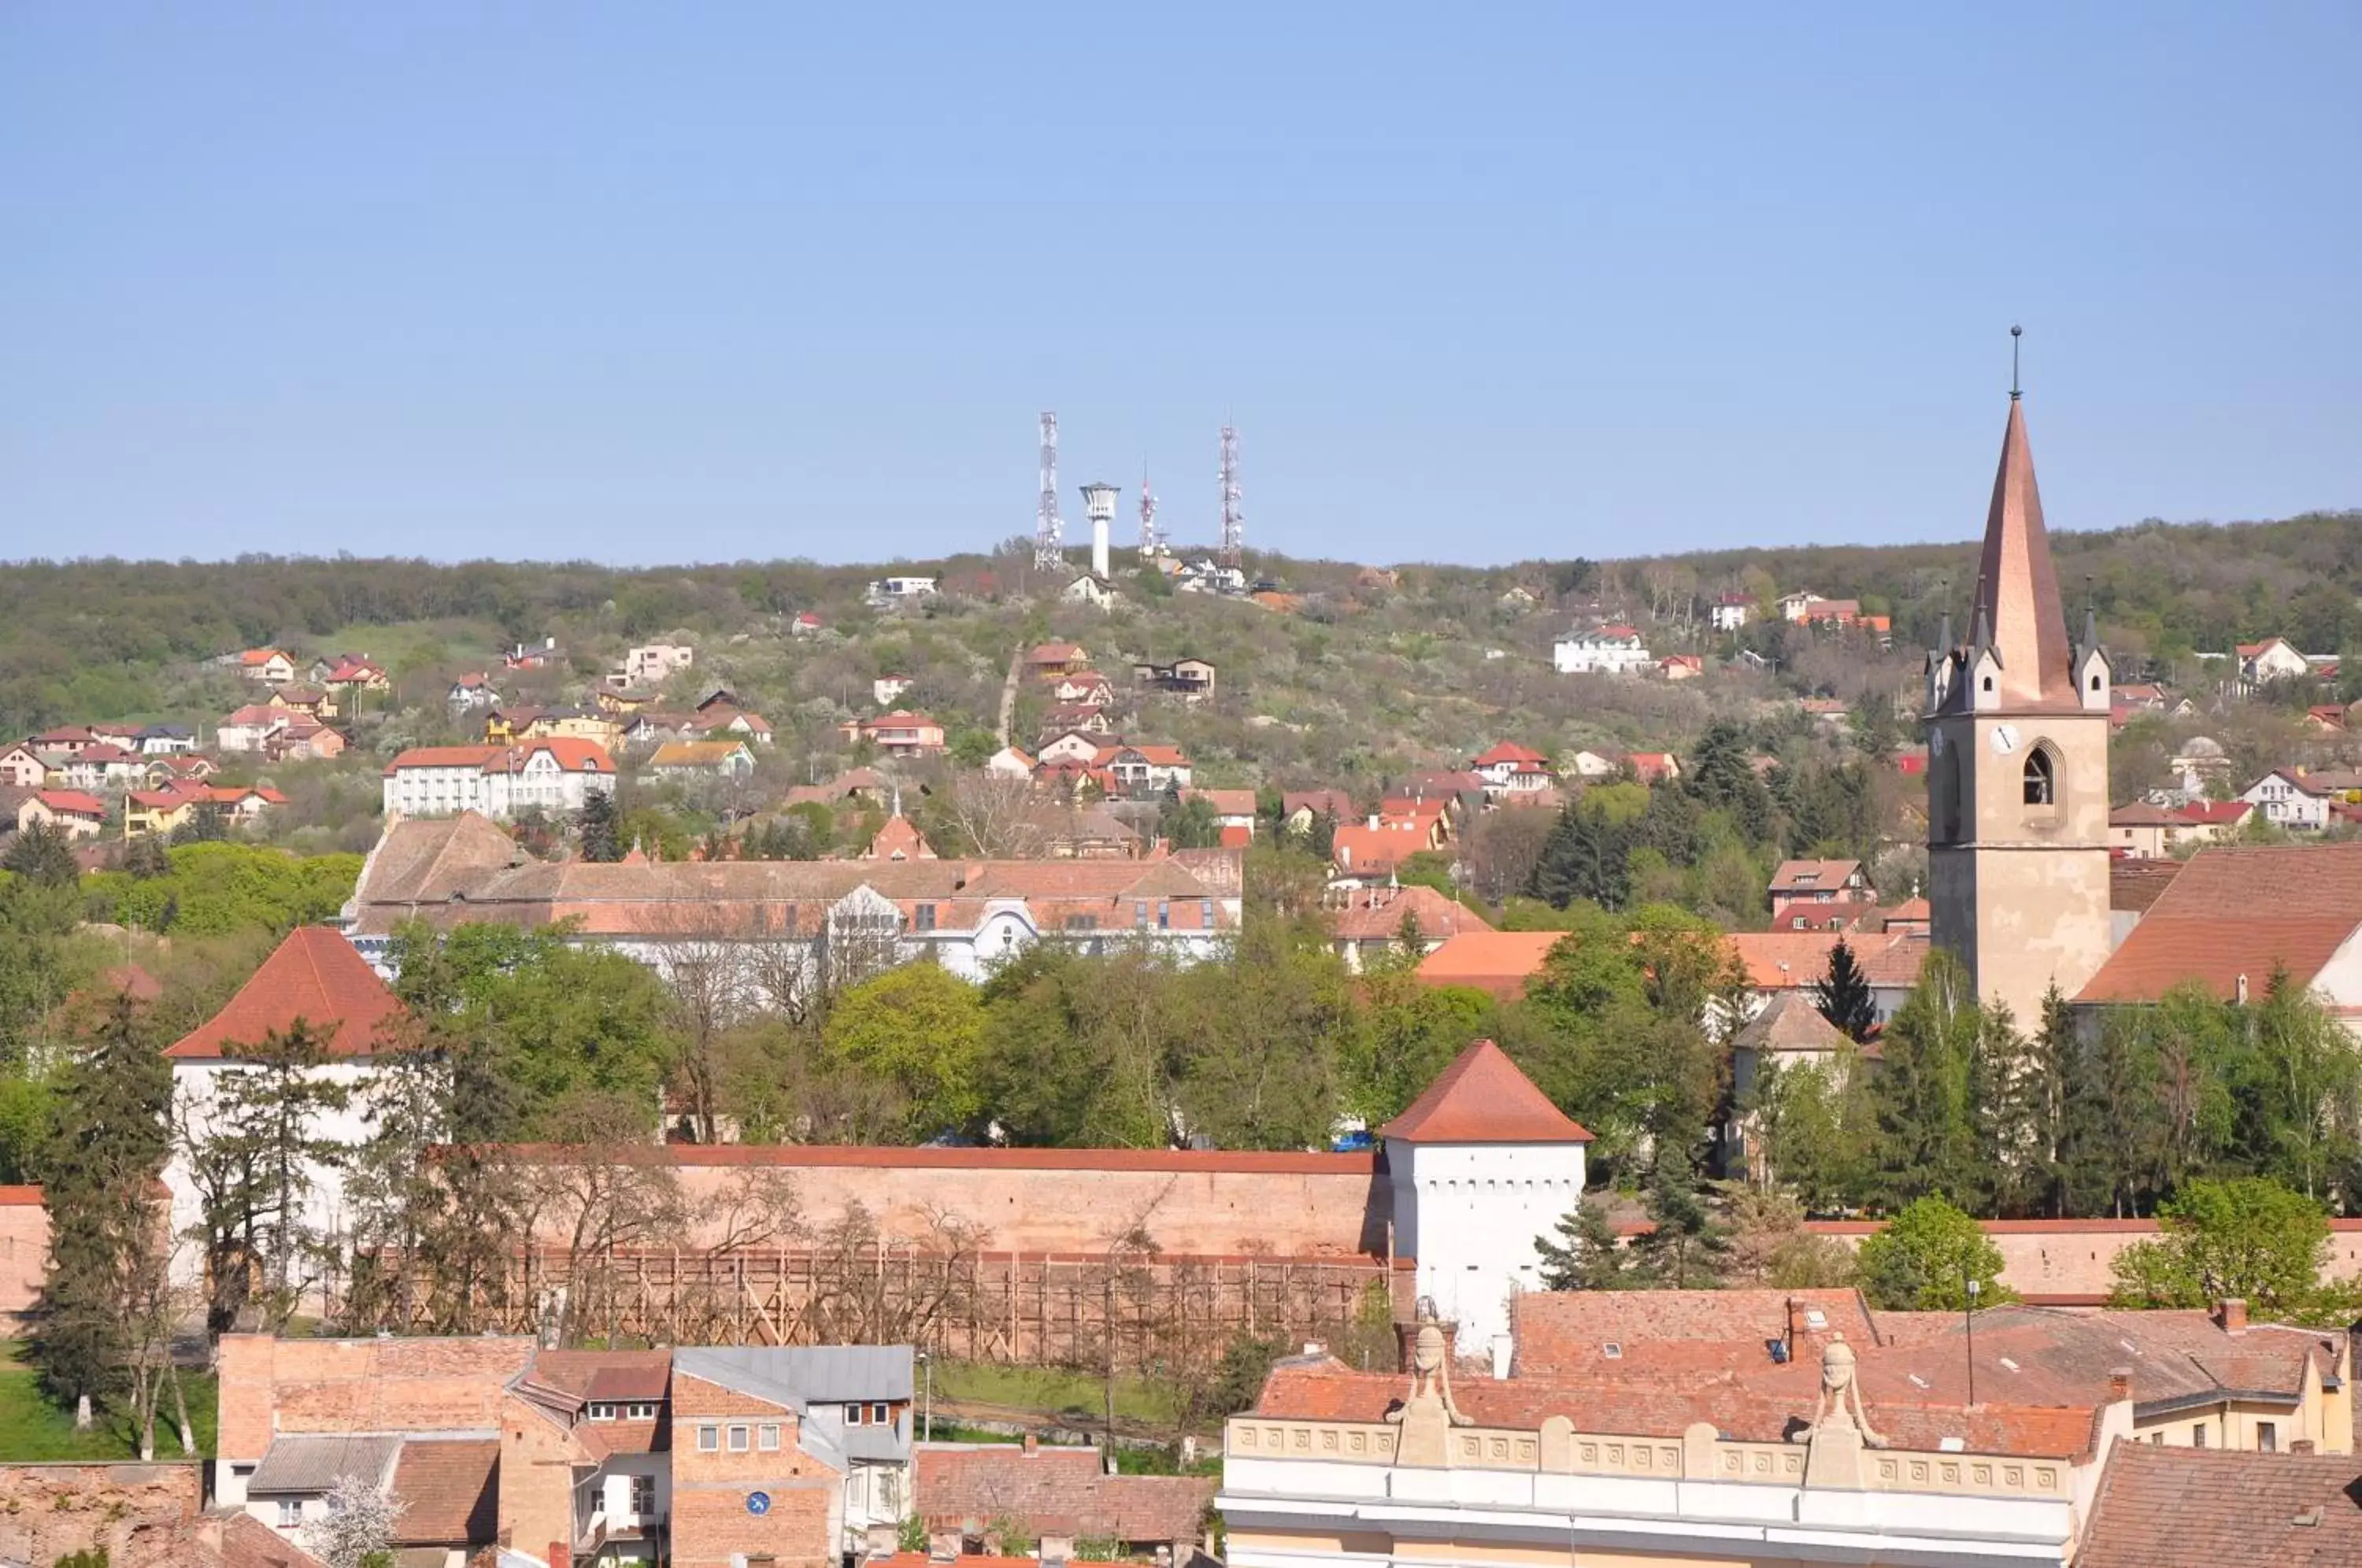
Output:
2023,749,2055,807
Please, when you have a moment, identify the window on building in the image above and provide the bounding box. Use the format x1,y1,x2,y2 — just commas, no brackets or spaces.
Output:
1134,901,1149,930
699,1425,720,1452
2192,1424,2208,1447
277,1500,302,1528
590,1403,616,1421
2259,1421,2278,1452
631,1474,656,1515
628,1402,657,1420
729,1424,750,1451
2023,748,2055,807
846,1403,864,1426
1199,899,1213,928
916,903,936,932
759,1423,781,1451
871,1402,890,1424
1157,899,1170,930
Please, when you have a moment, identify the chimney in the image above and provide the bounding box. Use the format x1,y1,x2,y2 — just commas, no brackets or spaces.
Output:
2292,1438,2317,1455
2214,1298,2249,1334
866,1524,901,1562
1367,814,1379,830
550,1544,572,1568
2107,1367,2132,1403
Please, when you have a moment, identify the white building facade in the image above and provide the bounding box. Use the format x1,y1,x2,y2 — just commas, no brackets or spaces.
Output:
1553,627,1653,675
379,741,617,821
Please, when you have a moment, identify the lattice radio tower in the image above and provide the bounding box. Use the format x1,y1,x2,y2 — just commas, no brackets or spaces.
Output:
1138,467,1160,554
1034,412,1064,572
1217,423,1244,568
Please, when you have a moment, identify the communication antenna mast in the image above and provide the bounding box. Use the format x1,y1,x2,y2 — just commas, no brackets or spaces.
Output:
1138,466,1159,554
1217,423,1243,569
1034,412,1064,572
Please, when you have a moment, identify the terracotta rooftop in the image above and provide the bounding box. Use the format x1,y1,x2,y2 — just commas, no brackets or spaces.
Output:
390,1436,498,1546
2079,842,2362,1004
1731,991,1851,1056
2078,1444,2362,1567
2110,854,2186,914
1971,396,2076,710
1413,930,1564,999
165,926,406,1060
1513,1289,1877,1378
1378,1039,1590,1145
1326,883,1494,944
914,1444,1212,1543
1768,858,1864,893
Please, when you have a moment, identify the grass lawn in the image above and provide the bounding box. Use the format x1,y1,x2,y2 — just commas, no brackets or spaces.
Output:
928,1359,1180,1427
0,1341,217,1462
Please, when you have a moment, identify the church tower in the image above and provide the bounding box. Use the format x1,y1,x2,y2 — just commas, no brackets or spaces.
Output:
1923,356,2112,1027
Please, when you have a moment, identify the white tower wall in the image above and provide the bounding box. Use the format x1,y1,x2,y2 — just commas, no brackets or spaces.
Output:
1385,1134,1587,1351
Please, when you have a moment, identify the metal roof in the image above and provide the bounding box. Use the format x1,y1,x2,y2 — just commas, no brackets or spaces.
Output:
247,1433,403,1495
673,1344,913,1407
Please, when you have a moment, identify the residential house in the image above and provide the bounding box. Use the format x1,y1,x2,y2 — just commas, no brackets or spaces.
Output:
2307,703,2349,732
873,673,915,707
2079,1446,2362,1565
1035,730,1113,768
135,723,197,755
2237,636,2315,684
316,653,390,695
1187,787,1260,847
0,744,50,788
1627,750,1681,784
689,707,774,746
1323,882,1494,972
1470,741,1554,801
1724,991,1868,1175
1564,749,1620,781
380,740,618,820
446,672,499,712
841,711,949,758
2172,799,2253,844
618,643,694,688
1775,591,1860,624
124,783,285,838
2109,801,2177,858
916,1440,1213,1563
1729,926,1928,1024
1329,817,1435,881
1026,642,1091,679
144,753,219,786
1046,671,1113,708
1413,930,1568,1000
1659,653,1706,680
1282,790,1357,835
217,704,290,754
1709,591,1753,631
1135,656,1217,701
481,705,542,743
868,575,939,605
596,686,664,715
1092,743,1192,795
237,649,298,684
790,611,824,637
648,740,757,781
346,814,1245,983
2242,769,2338,831
1768,859,1875,927
1552,623,1652,675
983,745,1036,780
28,725,98,755
20,790,107,838
1036,702,1115,739
520,706,626,751
265,717,346,762
1061,571,1118,608
57,744,146,790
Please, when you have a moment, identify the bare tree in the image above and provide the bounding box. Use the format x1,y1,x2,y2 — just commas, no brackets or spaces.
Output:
518,1098,687,1347
935,771,1047,857
650,917,761,1144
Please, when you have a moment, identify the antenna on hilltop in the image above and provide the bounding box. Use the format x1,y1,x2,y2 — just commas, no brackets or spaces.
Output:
1139,466,1159,556
1035,412,1064,572
2009,325,2023,401
1217,423,1244,570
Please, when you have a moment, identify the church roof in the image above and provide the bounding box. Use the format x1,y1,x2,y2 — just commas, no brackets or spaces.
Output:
165,926,406,1060
2076,843,2362,1006
1379,1038,1591,1145
1971,396,2077,709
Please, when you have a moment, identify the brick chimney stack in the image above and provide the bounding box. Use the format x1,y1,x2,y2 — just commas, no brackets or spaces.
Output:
2107,1367,2132,1403
550,1545,572,1568
2213,1298,2250,1333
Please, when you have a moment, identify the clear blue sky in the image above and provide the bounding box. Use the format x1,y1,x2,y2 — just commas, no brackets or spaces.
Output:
5,4,2356,568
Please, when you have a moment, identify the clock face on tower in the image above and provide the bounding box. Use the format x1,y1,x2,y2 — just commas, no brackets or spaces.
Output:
1990,724,2020,756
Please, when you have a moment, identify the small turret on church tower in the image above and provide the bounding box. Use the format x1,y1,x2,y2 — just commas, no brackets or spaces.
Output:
1923,338,2112,1026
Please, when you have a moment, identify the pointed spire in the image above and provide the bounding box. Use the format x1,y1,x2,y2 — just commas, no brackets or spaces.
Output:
1970,367,2072,707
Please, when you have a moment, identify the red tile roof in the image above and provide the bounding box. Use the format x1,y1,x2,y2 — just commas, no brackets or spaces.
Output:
914,1444,1212,1542
390,1437,498,1545
2079,1444,2362,1568
1513,1289,1875,1376
34,790,106,815
1379,1039,1590,1144
2079,842,2362,1004
1325,883,1494,943
165,927,406,1060
1414,930,1564,999
1472,741,1549,768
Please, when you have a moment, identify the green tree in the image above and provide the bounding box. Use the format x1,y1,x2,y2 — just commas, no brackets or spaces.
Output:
1631,1143,1729,1288
1869,952,1983,1206
824,962,987,1139
1535,1200,1638,1291
1853,1195,2013,1311
2108,1176,2342,1321
1811,941,1877,1042
2,820,81,887
169,799,231,845
576,789,624,863
1158,790,1223,850
29,997,172,1429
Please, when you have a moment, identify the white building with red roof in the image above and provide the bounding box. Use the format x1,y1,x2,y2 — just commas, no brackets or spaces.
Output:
1470,741,1554,799
379,740,616,820
1551,623,1653,675
1379,1039,1590,1350
162,926,411,1290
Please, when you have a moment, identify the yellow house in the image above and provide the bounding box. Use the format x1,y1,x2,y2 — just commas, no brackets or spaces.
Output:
125,789,202,839
524,708,625,750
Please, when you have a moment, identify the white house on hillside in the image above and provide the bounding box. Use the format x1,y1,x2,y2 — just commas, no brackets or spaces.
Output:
1552,625,1652,675
379,740,617,821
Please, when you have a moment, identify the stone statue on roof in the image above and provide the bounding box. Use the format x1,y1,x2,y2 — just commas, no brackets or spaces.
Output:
1388,1299,1472,1444
1794,1333,1886,1449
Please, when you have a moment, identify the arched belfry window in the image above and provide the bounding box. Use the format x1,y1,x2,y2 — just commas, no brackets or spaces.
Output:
2023,747,2056,807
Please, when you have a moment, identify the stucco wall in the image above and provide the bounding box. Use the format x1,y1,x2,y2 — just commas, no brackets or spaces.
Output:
0,1187,47,1325
1807,1219,2362,1301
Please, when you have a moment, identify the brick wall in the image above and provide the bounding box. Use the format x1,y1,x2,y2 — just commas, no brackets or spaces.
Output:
0,1463,200,1568
0,1188,46,1326
522,1149,1391,1259
217,1333,541,1461
670,1370,841,1568
1806,1219,2362,1301
498,1389,580,1565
